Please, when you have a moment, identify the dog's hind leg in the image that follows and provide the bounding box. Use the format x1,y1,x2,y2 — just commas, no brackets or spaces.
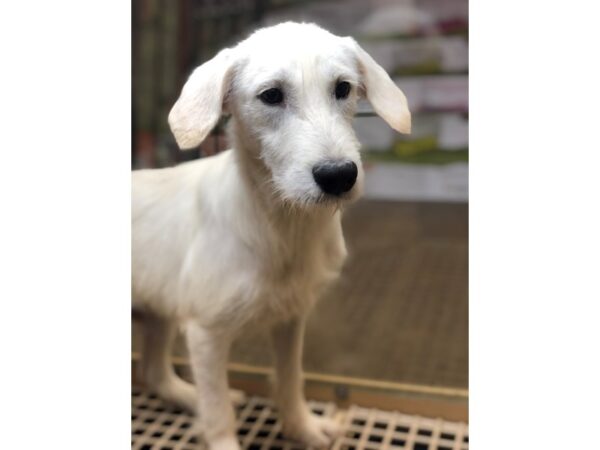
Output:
140,313,197,414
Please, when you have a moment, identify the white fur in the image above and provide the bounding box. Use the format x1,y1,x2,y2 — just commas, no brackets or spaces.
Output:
133,22,410,450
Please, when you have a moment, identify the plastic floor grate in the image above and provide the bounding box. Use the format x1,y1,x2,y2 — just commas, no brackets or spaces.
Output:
132,388,468,450
333,406,468,450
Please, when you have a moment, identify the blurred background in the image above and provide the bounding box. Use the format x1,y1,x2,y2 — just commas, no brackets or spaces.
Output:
132,0,468,419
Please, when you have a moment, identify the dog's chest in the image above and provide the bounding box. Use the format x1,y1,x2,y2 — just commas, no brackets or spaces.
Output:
251,225,347,320
178,207,348,327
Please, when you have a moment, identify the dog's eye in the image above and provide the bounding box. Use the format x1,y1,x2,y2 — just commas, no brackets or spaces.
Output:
335,81,351,100
259,88,284,105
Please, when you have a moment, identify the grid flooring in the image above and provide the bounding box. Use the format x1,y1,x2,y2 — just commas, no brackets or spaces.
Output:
132,388,468,450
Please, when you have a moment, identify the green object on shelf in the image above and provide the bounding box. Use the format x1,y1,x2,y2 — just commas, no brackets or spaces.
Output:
365,148,469,165
392,67,469,77
391,61,441,76
359,28,469,42
394,136,438,156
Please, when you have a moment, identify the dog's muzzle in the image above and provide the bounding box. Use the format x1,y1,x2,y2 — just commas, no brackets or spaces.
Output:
312,160,358,196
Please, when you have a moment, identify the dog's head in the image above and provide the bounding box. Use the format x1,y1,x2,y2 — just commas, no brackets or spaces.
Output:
169,22,410,207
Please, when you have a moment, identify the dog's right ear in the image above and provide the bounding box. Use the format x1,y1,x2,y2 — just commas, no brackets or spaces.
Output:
168,49,234,149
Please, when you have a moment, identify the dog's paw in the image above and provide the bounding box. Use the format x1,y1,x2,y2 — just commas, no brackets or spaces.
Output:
282,413,341,448
207,435,241,450
229,388,246,407
150,377,197,415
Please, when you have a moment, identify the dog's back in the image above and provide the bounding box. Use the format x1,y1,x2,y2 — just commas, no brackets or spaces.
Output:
132,152,234,316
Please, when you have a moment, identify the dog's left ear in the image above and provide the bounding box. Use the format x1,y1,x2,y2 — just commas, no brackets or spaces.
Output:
168,48,234,149
345,38,411,134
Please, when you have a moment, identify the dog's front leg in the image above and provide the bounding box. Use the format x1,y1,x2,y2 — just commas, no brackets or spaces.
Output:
271,316,340,448
186,323,240,450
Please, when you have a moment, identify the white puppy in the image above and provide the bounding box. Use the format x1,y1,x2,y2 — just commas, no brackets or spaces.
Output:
132,22,410,450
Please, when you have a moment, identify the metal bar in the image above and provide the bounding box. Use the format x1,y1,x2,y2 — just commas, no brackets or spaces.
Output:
131,351,468,399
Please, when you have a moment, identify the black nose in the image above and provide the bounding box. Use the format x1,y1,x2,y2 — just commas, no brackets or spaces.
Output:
312,161,358,196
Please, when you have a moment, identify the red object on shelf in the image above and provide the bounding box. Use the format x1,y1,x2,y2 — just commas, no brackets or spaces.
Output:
134,131,156,168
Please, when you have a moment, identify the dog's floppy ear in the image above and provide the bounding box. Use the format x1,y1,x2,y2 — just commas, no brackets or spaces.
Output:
168,48,234,149
346,38,411,134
